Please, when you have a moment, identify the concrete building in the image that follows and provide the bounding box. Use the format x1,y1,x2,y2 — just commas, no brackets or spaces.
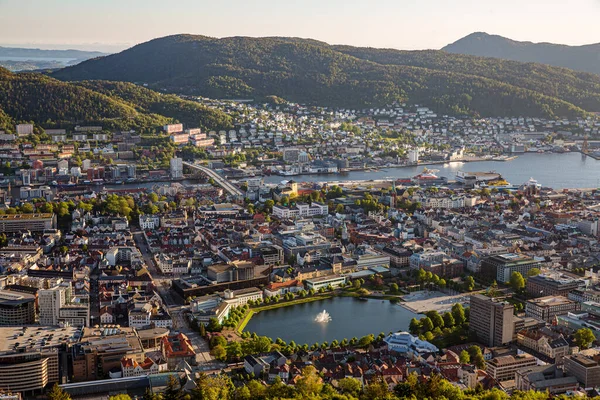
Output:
381,246,412,268
304,275,347,291
486,354,537,382
16,124,34,136
71,326,144,382
139,215,160,230
557,311,600,340
163,123,183,133
469,294,514,347
39,285,89,327
282,148,300,162
409,250,463,278
408,149,419,164
480,253,542,283
525,295,581,323
222,287,263,306
0,213,56,233
0,290,36,326
0,326,78,394
207,261,256,283
526,272,585,298
38,285,68,326
516,328,569,363
169,157,183,179
563,353,600,389
272,202,328,219
515,365,578,394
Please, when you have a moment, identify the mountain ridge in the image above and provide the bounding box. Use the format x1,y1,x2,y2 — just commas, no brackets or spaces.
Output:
442,32,600,75
51,34,600,118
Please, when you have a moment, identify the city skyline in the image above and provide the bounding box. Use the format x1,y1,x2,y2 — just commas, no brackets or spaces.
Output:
1,0,599,52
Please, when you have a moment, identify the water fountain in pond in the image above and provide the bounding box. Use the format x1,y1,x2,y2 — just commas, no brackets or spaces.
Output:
314,310,332,323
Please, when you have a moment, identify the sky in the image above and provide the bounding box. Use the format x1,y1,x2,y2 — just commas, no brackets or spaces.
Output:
1,0,599,53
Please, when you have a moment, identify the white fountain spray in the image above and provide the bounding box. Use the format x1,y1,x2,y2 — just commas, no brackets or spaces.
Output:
314,310,332,323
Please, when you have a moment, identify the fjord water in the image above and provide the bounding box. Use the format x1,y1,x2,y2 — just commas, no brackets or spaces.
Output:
244,297,420,344
263,153,600,189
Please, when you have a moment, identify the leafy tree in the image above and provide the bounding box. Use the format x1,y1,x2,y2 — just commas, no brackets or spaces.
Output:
452,303,466,325
574,327,595,349
210,344,227,361
459,350,470,364
295,366,323,397
338,377,361,397
464,276,476,291
358,334,375,348
426,310,444,329
191,374,231,400
409,317,421,335
47,383,71,400
527,268,541,277
163,375,182,400
443,312,455,328
363,375,391,400
109,395,131,400
389,283,399,293
420,316,434,332
510,271,526,292
206,317,222,332
209,335,227,349
21,202,34,213
143,388,159,400
468,346,486,369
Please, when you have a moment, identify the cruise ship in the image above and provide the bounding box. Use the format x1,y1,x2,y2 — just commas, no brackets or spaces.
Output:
410,168,448,186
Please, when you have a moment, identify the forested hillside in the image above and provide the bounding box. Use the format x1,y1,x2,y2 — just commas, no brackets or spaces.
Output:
0,67,231,132
51,34,600,118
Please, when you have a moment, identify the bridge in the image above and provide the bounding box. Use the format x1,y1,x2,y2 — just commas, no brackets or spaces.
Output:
182,162,244,197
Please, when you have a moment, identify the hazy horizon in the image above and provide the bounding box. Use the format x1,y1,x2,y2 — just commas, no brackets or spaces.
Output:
1,0,599,53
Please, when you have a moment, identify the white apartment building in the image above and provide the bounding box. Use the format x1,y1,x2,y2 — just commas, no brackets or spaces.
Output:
170,157,183,179
38,286,67,326
272,202,328,219
139,215,160,230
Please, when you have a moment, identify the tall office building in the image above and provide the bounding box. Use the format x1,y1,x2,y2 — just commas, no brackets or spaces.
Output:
469,294,515,347
38,284,89,327
38,286,67,325
170,157,183,179
480,253,541,283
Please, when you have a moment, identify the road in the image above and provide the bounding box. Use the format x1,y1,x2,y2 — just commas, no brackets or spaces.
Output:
182,162,243,196
133,230,223,368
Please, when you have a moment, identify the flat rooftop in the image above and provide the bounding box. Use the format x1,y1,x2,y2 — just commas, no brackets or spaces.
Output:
528,295,574,307
305,274,346,284
0,326,79,355
0,290,36,304
0,213,53,220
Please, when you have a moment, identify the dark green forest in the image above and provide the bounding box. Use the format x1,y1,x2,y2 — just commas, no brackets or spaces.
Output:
0,67,231,133
51,34,600,118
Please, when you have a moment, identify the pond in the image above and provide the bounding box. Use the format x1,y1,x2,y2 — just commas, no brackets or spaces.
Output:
244,296,421,345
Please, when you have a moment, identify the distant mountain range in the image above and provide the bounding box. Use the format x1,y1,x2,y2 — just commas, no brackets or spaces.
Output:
0,67,232,132
0,46,108,71
50,34,600,118
443,32,600,75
